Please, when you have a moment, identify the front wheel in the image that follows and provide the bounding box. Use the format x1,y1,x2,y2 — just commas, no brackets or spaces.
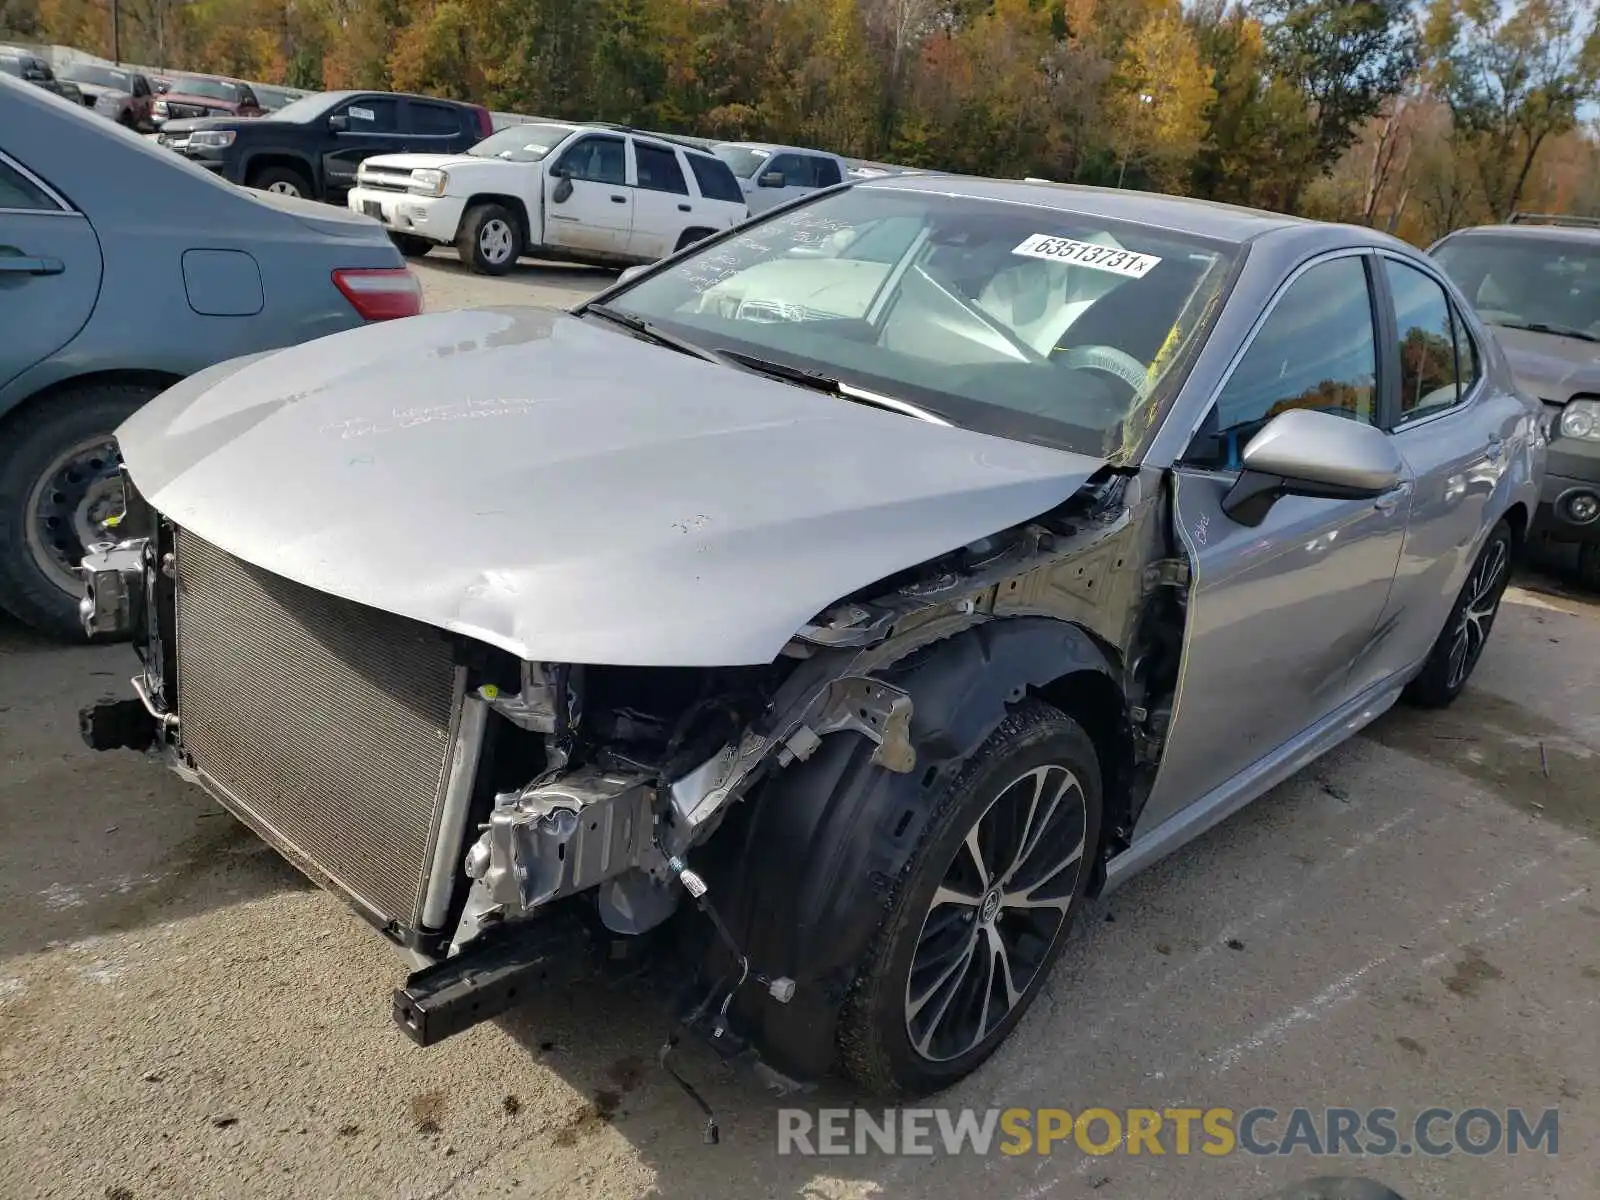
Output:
838,700,1102,1095
0,385,156,638
249,165,312,198
1403,520,1514,708
457,204,522,275
389,232,434,258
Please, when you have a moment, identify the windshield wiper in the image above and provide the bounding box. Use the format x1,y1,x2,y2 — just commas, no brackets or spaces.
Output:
1495,319,1600,343
582,303,729,365
717,349,951,425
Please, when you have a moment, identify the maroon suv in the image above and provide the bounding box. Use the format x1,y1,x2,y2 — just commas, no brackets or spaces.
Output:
152,73,263,125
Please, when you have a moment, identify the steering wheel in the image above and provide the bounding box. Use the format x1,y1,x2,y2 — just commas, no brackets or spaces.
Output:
1055,344,1149,400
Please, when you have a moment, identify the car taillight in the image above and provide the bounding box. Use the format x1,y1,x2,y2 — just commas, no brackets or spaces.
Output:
331,267,423,321
474,106,492,138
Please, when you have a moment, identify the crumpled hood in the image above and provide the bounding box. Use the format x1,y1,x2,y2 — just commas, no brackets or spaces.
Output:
1489,324,1600,402
116,307,1102,667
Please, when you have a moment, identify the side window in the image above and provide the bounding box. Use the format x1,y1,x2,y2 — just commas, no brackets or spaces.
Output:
686,154,743,203
0,159,59,211
554,135,626,186
634,142,688,195
812,156,842,187
1450,304,1482,394
767,154,810,187
133,75,151,98
1384,259,1462,422
1187,256,1378,469
340,98,400,133
240,86,259,109
411,102,462,136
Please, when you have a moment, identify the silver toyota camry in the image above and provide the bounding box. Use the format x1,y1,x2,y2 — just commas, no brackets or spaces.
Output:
79,177,1544,1098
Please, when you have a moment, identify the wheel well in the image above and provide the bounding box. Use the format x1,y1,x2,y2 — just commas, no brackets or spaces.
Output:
1502,501,1529,548
676,227,716,251
1,368,183,432
466,194,532,245
245,154,313,189
1031,668,1135,892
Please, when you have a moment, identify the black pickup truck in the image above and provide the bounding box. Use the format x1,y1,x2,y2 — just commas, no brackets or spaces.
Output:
159,88,493,202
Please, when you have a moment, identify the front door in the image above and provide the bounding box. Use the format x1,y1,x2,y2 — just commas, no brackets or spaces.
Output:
1355,254,1518,693
0,153,102,392
1138,252,1412,834
544,134,631,255
322,96,408,195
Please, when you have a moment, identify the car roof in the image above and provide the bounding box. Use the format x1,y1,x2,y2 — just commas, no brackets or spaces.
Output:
717,140,840,158
860,175,1319,244
316,89,481,107
1441,220,1600,244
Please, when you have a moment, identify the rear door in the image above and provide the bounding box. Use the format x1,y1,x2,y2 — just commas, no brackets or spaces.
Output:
1137,252,1412,835
322,96,408,195
543,133,631,254
404,99,470,155
626,139,693,260
0,151,102,391
1355,253,1516,692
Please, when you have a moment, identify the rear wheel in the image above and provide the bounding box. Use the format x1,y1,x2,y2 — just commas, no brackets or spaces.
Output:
0,385,156,638
837,700,1102,1095
674,227,716,253
1403,520,1513,708
457,204,522,275
249,165,312,199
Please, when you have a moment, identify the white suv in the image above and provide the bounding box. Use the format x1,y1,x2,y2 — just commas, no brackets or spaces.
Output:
348,122,750,275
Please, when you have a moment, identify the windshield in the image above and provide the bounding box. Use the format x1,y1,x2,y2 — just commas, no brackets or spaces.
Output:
605,187,1237,458
1434,233,1600,338
171,76,240,102
61,64,130,90
715,146,771,179
467,123,573,162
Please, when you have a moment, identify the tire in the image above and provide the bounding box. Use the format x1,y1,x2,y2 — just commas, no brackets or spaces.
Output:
456,204,522,275
1403,520,1514,709
249,165,312,199
117,110,136,128
0,385,155,638
674,227,715,253
837,699,1103,1095
1577,542,1600,592
389,232,434,258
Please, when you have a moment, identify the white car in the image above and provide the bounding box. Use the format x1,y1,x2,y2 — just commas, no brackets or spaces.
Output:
346,122,750,275
713,141,850,214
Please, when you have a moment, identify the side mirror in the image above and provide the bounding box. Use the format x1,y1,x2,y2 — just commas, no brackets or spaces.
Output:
328,113,349,132
758,170,786,188
1221,409,1405,526
616,264,651,286
551,176,573,203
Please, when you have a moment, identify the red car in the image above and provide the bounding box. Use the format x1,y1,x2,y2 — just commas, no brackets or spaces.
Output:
152,73,263,125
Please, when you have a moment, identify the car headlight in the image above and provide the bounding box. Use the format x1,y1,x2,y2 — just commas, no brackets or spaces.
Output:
1559,398,1600,441
153,99,168,116
409,168,448,197
186,130,236,149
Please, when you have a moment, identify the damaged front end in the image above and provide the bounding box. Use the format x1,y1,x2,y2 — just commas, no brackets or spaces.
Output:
79,458,1185,1083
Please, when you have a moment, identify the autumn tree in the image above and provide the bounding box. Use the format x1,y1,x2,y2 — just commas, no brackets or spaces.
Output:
1425,0,1600,220
1106,2,1213,192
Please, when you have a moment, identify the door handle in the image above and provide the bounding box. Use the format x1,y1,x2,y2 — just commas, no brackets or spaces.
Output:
1374,482,1411,515
610,195,627,204
0,255,64,275
677,203,691,212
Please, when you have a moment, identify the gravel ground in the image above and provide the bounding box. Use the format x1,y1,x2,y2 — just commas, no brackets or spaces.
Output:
0,259,1596,1200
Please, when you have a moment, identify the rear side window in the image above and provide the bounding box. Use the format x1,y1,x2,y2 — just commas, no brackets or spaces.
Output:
812,156,842,187
0,158,59,211
411,102,462,135
634,142,688,194
1385,259,1463,422
340,98,399,132
687,153,743,204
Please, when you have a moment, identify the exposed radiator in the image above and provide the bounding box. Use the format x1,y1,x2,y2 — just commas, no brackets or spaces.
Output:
174,530,462,930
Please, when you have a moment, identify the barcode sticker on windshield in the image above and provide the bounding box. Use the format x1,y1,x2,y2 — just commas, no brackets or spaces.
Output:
1011,234,1161,278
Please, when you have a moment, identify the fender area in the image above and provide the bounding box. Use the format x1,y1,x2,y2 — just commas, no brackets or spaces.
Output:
0,367,185,430
696,617,1127,1080
241,152,317,193
465,193,533,246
